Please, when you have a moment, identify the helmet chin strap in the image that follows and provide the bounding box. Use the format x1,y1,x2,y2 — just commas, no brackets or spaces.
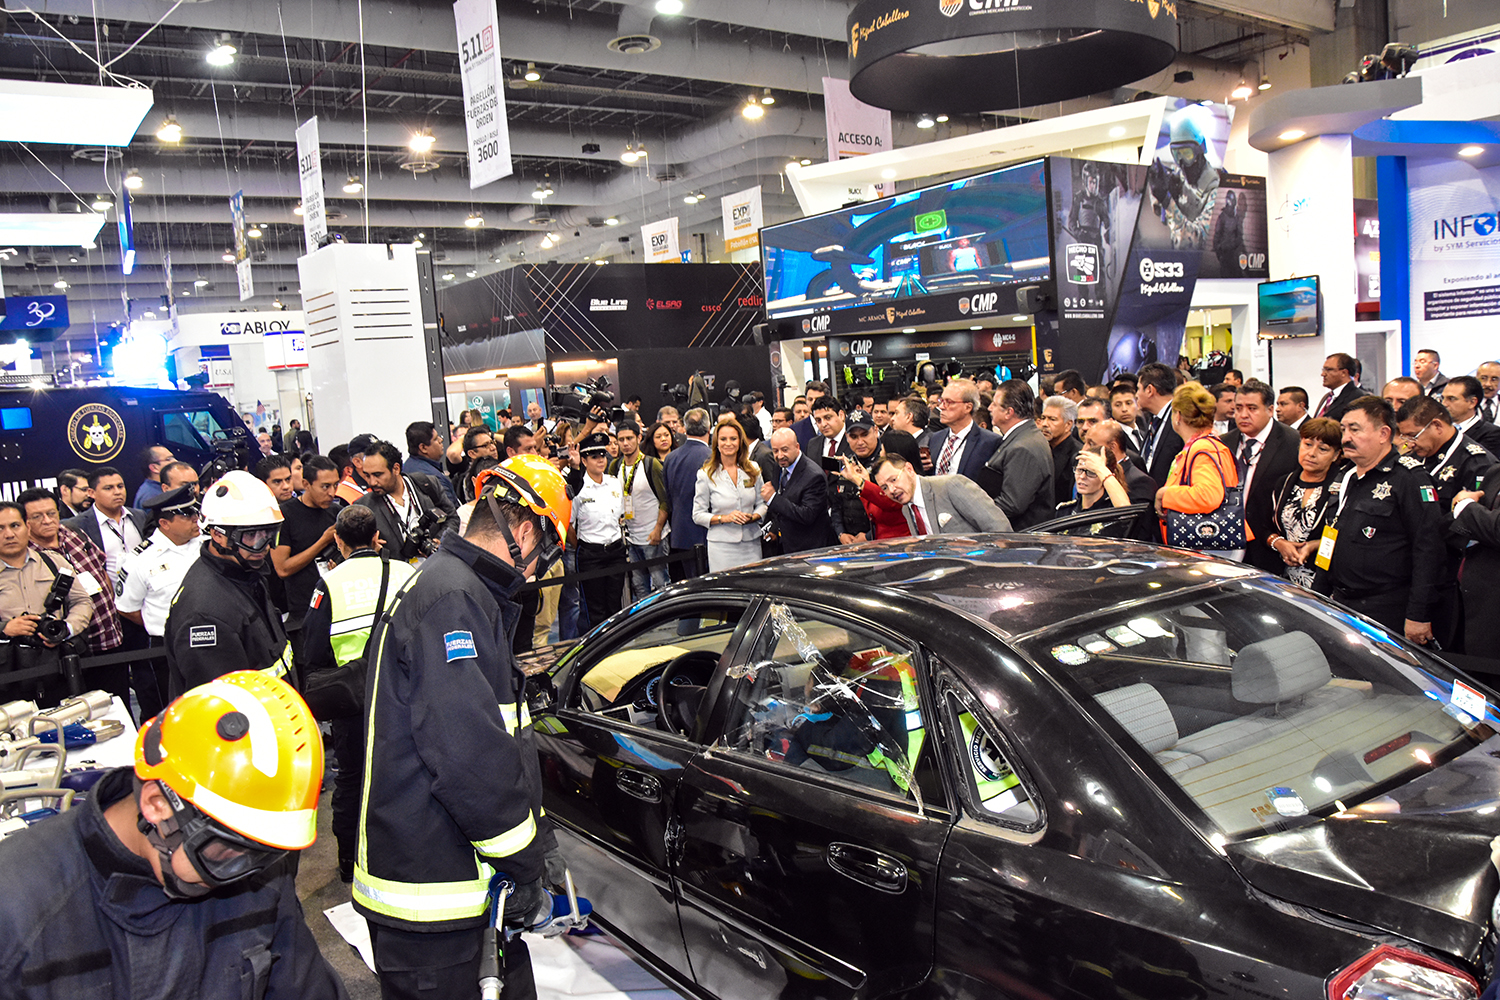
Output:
134,780,213,899
485,496,560,579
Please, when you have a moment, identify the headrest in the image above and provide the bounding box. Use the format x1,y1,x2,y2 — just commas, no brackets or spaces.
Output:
1232,632,1330,704
1095,683,1178,754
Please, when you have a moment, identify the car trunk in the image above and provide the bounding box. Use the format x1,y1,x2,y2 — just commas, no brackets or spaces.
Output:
1224,738,1500,963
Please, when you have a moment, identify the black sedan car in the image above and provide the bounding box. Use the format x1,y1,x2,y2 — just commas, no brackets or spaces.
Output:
523,535,1499,1000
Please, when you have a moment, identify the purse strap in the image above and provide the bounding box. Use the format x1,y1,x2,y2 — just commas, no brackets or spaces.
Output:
1178,439,1233,491
372,555,392,625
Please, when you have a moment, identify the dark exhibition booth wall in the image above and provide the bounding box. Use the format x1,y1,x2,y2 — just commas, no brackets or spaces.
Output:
438,262,774,406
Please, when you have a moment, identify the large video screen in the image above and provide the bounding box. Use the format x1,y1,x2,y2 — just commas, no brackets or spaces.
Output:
1258,276,1321,339
761,160,1050,321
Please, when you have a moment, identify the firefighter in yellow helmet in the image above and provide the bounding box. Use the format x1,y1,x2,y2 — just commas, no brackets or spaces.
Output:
163,469,292,699
356,454,570,999
0,671,346,998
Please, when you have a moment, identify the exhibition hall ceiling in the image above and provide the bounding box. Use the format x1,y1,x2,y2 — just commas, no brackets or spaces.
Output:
0,0,1328,326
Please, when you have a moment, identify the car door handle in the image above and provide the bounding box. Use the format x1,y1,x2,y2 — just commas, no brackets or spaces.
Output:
616,769,662,803
826,842,907,894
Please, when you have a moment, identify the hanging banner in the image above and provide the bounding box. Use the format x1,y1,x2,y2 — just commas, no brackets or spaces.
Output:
822,76,891,201
642,217,681,264
454,0,514,189
721,186,764,253
229,190,253,302
295,116,327,253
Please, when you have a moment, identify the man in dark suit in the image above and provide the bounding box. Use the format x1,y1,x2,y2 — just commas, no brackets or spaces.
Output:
789,381,830,453
1312,353,1362,423
355,441,457,563
807,396,856,464
1220,380,1300,571
663,407,713,579
927,378,1001,485
888,396,932,459
1038,396,1083,506
760,429,832,554
1450,468,1500,658
1135,362,1184,487
63,467,149,573
976,380,1055,529
1414,348,1449,399
1441,376,1500,456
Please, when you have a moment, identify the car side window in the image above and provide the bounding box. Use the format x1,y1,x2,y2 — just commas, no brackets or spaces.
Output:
722,603,934,808
941,684,1042,830
568,604,746,730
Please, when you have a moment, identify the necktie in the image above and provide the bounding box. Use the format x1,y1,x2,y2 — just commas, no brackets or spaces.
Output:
1236,437,1257,482
780,466,791,490
1485,398,1496,423
935,431,960,476
911,503,928,535
826,439,836,458
1316,392,1332,417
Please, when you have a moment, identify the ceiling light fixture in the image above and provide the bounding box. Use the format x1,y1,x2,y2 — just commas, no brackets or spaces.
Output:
1278,128,1306,142
442,271,456,281
523,62,542,83
1108,125,1127,138
68,255,78,263
155,115,182,142
194,277,209,288
655,0,684,13
342,174,364,193
466,269,477,278
760,88,776,106
741,96,765,120
412,237,423,248
620,142,644,165
123,169,143,191
1459,145,1485,157
1258,75,1272,91
604,216,620,226
800,157,812,166
936,113,949,123
247,225,262,238
53,278,68,290
206,34,237,67
293,202,305,216
221,249,235,262
1231,80,1254,100
465,211,485,228
916,113,935,129
91,193,114,211
273,298,284,310
408,129,436,154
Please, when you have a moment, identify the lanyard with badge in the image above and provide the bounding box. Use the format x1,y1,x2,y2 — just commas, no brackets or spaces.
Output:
621,458,641,521
1315,467,1359,571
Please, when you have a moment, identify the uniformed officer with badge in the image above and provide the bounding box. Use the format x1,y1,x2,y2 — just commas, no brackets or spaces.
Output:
162,470,293,699
1395,395,1499,507
1322,396,1446,643
115,486,202,709
569,431,628,630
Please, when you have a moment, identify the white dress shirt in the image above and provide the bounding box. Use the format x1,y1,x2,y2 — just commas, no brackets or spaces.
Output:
934,421,973,476
115,529,202,636
910,482,933,535
93,506,142,579
573,473,625,544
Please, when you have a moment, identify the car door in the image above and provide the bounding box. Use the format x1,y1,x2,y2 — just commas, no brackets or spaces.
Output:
672,600,951,1000
534,597,757,988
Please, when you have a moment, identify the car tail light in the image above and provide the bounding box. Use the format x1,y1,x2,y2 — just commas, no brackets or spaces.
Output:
1328,945,1478,999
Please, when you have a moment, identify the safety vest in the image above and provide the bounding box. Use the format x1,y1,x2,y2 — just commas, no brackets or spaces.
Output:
852,652,926,792
322,554,416,669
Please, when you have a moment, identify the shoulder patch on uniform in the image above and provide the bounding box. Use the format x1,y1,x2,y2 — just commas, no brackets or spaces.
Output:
1419,485,1437,503
189,624,217,648
132,538,151,554
1399,456,1423,469
1468,443,1489,455
309,590,324,610
443,630,477,662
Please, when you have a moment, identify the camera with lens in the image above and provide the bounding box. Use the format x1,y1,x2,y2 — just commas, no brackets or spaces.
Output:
405,507,447,560
33,563,76,646
548,375,623,423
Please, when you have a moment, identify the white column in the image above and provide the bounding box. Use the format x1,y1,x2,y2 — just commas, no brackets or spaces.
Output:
1265,135,1357,391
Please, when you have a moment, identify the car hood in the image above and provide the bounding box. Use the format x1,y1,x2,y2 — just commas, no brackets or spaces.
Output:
1225,736,1500,962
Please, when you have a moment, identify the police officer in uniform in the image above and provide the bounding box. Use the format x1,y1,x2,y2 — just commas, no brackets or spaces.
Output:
301,504,415,884
163,470,292,699
115,487,202,694
355,455,569,999
569,431,628,630
830,410,880,544
1324,396,1446,643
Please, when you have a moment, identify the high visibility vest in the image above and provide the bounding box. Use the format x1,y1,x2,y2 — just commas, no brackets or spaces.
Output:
323,555,416,668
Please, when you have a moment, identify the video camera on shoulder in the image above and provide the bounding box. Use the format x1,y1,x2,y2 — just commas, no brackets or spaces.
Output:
548,375,623,423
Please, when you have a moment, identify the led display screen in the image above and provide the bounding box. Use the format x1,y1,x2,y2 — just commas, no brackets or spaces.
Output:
761,160,1051,325
1258,275,1321,339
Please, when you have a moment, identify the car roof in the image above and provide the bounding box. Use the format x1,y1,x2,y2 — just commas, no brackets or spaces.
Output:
710,534,1257,638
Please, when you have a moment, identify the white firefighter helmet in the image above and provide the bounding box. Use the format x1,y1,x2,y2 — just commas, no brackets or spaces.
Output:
200,469,284,530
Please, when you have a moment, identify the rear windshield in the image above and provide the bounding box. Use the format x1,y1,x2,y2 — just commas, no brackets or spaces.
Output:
1022,578,1493,839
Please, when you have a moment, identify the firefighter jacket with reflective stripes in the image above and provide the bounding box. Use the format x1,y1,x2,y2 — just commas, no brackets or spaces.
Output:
354,533,545,933
163,541,293,700
301,550,416,676
0,767,347,1000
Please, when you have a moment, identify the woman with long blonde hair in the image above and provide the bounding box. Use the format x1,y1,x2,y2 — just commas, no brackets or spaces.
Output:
692,418,767,572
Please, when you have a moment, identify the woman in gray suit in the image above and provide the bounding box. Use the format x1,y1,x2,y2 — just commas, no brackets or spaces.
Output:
692,418,767,572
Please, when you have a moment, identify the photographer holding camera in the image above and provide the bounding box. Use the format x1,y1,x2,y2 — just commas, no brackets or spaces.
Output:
357,441,457,566
0,500,94,703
